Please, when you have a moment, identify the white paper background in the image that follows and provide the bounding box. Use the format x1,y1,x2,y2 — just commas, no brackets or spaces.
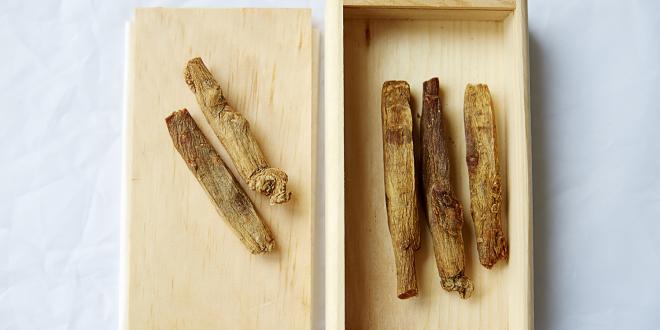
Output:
530,1,660,329
0,0,658,329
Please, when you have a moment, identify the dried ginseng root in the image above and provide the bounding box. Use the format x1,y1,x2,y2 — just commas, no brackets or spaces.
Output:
381,80,421,299
184,58,291,205
463,84,508,268
166,109,274,254
421,78,473,298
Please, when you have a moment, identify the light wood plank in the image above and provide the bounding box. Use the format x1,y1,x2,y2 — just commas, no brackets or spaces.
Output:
119,22,136,330
125,8,313,329
503,0,533,328
344,8,512,21
324,1,346,329
344,0,516,10
343,0,515,21
335,0,531,328
311,27,321,328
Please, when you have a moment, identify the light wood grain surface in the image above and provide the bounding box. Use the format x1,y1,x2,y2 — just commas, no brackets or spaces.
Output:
125,8,313,329
324,1,347,329
332,0,531,328
344,0,515,10
343,8,512,20
343,0,515,21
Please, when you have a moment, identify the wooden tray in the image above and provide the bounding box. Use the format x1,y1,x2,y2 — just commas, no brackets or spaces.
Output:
325,1,532,329
122,8,315,329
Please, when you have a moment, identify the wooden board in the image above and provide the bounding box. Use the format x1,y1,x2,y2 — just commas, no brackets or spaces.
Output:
325,0,531,329
343,0,516,20
124,8,313,329
343,0,516,9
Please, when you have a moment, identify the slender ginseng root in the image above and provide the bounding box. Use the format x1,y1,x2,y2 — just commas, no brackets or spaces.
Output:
422,78,473,298
464,84,508,268
184,58,291,205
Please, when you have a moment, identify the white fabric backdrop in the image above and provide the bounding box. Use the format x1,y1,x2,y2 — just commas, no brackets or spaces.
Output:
530,1,660,329
0,0,658,329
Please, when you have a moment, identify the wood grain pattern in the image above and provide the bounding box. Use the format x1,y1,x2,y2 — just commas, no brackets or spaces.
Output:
324,1,346,328
344,0,516,10
343,0,515,20
125,8,312,329
380,81,421,299
421,78,473,299
464,84,509,268
166,109,274,254
503,1,533,328
334,0,532,328
343,8,512,20
185,58,291,205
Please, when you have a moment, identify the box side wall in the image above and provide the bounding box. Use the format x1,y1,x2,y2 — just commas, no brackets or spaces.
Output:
344,0,516,10
503,0,533,328
325,1,346,330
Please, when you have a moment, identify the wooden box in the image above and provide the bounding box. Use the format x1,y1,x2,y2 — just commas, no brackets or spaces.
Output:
324,0,532,329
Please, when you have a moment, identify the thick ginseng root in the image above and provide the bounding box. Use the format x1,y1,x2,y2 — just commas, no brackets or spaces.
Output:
166,109,274,254
381,80,421,299
463,84,508,268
